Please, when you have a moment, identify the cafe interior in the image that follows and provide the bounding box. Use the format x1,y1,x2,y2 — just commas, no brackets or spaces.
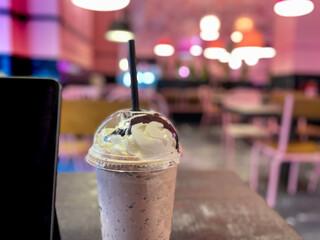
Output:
1,0,319,239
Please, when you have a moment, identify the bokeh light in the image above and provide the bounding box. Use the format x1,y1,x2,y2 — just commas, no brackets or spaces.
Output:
178,66,190,78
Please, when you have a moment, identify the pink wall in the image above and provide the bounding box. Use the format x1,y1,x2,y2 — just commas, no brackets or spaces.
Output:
92,11,118,75
0,0,11,54
271,4,320,76
0,0,118,75
28,20,59,59
28,0,58,15
0,0,10,8
0,15,11,54
28,0,59,59
10,0,29,57
59,0,94,69
294,5,320,75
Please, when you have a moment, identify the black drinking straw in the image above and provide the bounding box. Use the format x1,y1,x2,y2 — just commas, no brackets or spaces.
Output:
128,39,140,111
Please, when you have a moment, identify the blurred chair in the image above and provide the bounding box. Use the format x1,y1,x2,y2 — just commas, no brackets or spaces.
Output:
272,90,320,194
296,119,320,140
159,87,204,115
106,86,169,116
62,85,102,100
180,87,202,114
158,87,184,114
197,85,221,132
250,94,320,207
143,91,169,117
296,117,320,194
59,99,144,171
221,88,270,169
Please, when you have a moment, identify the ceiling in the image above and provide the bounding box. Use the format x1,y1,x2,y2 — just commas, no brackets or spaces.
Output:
127,0,275,57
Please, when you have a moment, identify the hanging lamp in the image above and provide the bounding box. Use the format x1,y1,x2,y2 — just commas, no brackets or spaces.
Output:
203,39,229,61
105,14,134,43
274,0,314,17
71,0,130,11
153,37,175,57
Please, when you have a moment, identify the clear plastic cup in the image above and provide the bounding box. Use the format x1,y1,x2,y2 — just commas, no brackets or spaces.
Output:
86,109,180,240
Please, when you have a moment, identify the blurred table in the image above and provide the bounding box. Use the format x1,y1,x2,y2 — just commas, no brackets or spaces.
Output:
222,103,282,118
56,170,302,240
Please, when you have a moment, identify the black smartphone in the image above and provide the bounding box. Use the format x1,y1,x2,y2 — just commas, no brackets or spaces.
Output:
0,77,61,240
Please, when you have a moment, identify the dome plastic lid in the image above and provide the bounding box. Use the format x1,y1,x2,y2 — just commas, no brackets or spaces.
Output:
86,109,181,172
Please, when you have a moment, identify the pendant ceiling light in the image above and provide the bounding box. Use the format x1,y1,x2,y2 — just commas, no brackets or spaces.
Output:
230,31,243,43
234,16,255,32
231,29,276,67
189,36,203,56
190,45,203,56
203,40,229,62
235,29,264,49
274,0,314,17
105,15,134,43
199,15,221,41
71,0,130,11
232,29,264,65
154,38,175,57
200,15,221,32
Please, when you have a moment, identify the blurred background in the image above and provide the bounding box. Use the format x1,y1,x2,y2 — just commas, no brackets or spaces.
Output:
1,0,319,239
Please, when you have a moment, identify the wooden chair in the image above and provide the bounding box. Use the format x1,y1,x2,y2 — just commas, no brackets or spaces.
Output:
158,87,184,114
180,87,202,114
59,99,148,171
296,117,320,141
197,85,221,132
296,117,320,194
250,94,320,207
272,90,320,194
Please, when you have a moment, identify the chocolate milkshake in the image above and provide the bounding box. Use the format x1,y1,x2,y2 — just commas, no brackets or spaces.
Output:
86,109,181,240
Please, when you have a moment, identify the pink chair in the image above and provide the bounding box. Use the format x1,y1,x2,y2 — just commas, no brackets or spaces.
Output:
221,88,270,169
250,94,320,207
58,134,93,171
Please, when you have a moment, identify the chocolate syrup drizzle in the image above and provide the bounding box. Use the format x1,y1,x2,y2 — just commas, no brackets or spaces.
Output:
110,113,179,151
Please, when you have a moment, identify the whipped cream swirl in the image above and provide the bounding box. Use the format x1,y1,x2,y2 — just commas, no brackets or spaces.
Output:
93,110,180,161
